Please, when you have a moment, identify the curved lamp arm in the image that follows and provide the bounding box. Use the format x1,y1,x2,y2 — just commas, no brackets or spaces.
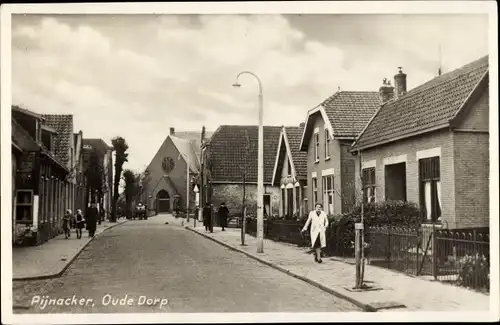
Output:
233,71,262,95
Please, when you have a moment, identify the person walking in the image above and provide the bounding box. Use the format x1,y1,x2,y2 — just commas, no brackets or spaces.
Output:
218,202,229,231
62,209,72,239
203,202,213,233
301,203,329,263
75,209,85,239
86,203,99,237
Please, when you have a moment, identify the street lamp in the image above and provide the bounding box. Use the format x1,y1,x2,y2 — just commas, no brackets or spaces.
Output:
233,71,264,254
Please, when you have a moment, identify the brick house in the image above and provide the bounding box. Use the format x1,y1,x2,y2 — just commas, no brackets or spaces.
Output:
351,55,489,230
299,91,380,216
82,138,114,216
271,124,308,218
12,106,75,245
201,125,282,216
142,128,201,214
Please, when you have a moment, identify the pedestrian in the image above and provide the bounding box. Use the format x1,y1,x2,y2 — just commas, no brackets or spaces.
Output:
203,202,213,233
75,209,85,239
218,202,229,231
62,209,72,239
301,203,329,263
86,203,99,237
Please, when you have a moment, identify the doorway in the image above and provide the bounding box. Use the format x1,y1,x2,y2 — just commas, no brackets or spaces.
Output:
156,190,171,213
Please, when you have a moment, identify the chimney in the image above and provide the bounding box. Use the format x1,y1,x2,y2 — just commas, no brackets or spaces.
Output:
379,78,394,104
201,125,206,144
394,67,407,99
170,127,175,136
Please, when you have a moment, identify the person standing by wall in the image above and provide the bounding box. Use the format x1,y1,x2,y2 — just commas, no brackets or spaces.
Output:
301,203,329,263
218,202,229,231
62,209,72,239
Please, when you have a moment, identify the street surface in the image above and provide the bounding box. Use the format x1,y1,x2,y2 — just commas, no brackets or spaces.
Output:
13,216,361,313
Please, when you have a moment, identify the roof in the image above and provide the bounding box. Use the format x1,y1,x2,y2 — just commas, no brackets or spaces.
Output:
41,114,74,166
353,55,489,150
12,117,68,171
12,118,40,152
300,91,380,150
170,135,200,173
42,124,58,134
206,125,282,183
172,131,213,158
12,105,44,120
83,138,113,154
272,125,308,184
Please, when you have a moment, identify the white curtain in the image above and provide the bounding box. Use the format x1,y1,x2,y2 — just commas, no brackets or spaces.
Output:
436,181,441,221
328,192,334,215
424,181,432,220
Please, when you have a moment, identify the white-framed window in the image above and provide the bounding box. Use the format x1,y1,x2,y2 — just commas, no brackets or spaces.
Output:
314,132,320,162
419,156,441,222
312,177,318,207
325,129,330,159
362,167,376,203
322,175,334,215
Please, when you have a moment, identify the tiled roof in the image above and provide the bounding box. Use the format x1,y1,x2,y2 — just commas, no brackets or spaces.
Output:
83,138,112,155
322,91,380,137
170,135,201,174
206,125,282,183
285,126,307,180
41,115,74,166
353,55,489,150
12,105,43,120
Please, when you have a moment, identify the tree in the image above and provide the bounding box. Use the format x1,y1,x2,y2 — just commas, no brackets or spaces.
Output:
123,169,137,219
111,136,129,222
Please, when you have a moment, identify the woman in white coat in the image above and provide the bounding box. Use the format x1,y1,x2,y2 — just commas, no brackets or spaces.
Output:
301,203,329,263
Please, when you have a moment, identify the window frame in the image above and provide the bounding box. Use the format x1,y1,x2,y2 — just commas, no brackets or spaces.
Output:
325,129,331,159
362,167,376,204
314,132,320,162
312,177,318,207
322,174,334,215
419,156,441,223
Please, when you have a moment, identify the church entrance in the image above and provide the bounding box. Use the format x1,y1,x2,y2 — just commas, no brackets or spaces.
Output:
157,190,171,213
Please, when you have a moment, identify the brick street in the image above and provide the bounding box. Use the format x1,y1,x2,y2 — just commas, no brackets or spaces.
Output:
13,217,361,313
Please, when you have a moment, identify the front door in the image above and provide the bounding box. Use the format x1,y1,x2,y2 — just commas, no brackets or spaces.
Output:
156,190,170,213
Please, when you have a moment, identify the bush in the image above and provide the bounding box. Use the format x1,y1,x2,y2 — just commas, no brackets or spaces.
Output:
325,200,424,256
457,253,489,291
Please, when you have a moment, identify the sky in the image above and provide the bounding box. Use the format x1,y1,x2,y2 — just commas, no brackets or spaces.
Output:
11,13,489,172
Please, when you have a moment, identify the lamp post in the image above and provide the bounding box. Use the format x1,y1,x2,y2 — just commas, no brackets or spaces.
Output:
233,71,264,254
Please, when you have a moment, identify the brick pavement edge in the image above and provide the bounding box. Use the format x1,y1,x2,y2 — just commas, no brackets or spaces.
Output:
13,220,128,281
185,226,377,312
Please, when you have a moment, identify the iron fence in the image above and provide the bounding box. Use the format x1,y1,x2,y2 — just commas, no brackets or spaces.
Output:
367,225,490,292
245,218,308,247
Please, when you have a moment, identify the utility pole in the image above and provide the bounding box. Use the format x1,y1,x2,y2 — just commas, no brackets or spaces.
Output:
355,149,366,289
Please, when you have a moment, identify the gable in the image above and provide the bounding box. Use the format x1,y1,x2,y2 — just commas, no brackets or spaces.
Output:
452,83,489,132
299,106,334,151
146,136,183,177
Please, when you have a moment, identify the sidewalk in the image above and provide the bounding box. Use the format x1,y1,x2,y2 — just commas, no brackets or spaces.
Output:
13,219,127,280
167,215,489,312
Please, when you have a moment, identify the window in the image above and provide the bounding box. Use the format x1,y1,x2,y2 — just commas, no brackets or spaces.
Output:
312,177,318,207
281,188,286,216
314,132,320,161
419,157,441,222
325,129,331,159
263,194,271,217
362,167,376,203
16,190,34,224
322,175,334,215
287,158,292,176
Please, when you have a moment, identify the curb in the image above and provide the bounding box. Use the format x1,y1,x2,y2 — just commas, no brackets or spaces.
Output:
13,221,128,281
185,227,377,312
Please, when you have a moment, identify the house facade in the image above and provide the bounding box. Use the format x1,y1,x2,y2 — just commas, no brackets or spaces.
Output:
142,128,200,214
299,91,380,216
271,125,308,218
201,125,282,216
351,56,489,230
12,106,75,245
82,138,113,215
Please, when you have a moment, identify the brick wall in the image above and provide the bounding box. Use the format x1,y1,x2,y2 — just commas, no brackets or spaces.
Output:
453,132,489,228
357,129,456,227
340,141,356,213
211,183,280,216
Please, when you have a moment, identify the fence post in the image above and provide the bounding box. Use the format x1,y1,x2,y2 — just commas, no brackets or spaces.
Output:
432,223,437,280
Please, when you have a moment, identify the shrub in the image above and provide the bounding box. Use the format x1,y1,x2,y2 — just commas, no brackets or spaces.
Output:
457,253,490,291
325,200,424,256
